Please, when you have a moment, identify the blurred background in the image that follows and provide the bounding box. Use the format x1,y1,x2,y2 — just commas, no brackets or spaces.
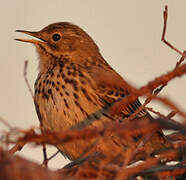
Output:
0,0,186,169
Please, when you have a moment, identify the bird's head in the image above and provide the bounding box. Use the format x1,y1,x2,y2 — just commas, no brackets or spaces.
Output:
16,22,101,70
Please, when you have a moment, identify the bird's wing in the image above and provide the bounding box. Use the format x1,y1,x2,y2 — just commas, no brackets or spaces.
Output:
82,64,171,154
86,65,146,118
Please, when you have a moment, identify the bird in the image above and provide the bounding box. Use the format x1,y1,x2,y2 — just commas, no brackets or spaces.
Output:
15,22,171,165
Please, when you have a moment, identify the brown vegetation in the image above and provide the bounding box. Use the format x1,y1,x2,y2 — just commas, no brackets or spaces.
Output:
0,5,186,180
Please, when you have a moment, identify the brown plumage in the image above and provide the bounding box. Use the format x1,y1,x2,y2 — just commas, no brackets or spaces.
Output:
16,22,171,165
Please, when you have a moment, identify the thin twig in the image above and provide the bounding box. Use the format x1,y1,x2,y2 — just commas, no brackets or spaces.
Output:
146,107,167,119
0,117,12,129
24,60,34,99
155,5,186,95
47,150,60,161
175,51,186,69
8,141,26,154
161,5,183,56
110,63,186,117
165,111,177,120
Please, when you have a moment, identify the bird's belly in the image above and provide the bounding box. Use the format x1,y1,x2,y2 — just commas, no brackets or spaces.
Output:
35,93,113,160
34,73,112,160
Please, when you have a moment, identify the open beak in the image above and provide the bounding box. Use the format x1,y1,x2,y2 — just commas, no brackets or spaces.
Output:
15,30,46,44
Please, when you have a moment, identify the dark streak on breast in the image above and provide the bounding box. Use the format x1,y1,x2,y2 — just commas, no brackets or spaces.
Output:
34,102,43,122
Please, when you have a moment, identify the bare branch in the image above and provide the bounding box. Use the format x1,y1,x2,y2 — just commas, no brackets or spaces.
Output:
24,60,34,99
161,5,183,56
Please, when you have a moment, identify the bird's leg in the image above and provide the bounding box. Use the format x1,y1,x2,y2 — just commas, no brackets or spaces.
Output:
42,150,60,167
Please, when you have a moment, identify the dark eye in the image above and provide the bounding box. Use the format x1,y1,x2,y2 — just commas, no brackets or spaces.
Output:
52,33,61,41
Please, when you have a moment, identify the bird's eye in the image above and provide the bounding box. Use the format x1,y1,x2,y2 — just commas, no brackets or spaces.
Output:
52,33,61,41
